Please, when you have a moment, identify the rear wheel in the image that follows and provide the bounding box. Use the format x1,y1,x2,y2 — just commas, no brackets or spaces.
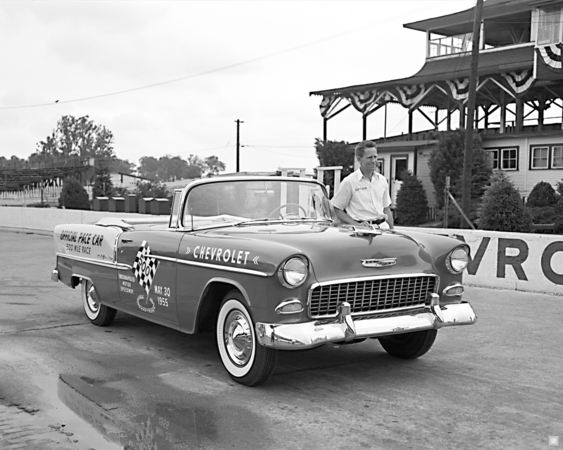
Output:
216,291,278,386
378,329,437,359
81,279,116,327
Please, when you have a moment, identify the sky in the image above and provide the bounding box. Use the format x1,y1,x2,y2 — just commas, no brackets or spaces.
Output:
0,0,476,175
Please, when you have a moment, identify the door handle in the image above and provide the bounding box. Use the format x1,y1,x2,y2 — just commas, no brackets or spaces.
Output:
121,238,133,243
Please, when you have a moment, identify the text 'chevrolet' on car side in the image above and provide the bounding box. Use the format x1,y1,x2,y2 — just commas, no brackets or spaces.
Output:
52,176,477,386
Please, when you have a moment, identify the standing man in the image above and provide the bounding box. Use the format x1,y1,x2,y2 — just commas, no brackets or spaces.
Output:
331,140,394,230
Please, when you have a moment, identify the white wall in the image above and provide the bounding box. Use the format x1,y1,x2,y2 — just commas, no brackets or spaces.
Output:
398,226,563,297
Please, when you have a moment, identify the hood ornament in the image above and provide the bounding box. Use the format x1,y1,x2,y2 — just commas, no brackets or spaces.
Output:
361,258,397,268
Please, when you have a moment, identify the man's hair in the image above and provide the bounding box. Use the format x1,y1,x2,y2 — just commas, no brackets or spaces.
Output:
355,140,377,158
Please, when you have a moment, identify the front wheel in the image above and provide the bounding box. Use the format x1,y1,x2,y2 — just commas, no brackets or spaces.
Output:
81,279,116,327
378,329,437,359
216,291,278,386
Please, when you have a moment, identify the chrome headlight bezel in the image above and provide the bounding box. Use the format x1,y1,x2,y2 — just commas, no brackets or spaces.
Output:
446,246,470,274
278,256,308,289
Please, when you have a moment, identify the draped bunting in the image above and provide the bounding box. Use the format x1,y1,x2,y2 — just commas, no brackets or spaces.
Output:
319,95,338,118
536,43,562,72
446,78,470,101
501,70,535,94
345,90,379,114
395,84,427,107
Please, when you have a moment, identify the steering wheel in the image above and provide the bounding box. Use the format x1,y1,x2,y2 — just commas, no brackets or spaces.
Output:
268,203,307,219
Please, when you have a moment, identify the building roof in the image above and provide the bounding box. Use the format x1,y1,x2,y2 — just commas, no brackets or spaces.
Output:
404,0,563,36
310,44,534,98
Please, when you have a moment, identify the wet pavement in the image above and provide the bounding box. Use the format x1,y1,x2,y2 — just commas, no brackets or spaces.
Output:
0,230,562,450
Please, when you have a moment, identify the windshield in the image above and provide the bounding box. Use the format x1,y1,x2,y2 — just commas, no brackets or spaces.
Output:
182,179,334,230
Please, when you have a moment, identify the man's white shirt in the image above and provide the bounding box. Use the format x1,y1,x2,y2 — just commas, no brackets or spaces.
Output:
331,169,392,222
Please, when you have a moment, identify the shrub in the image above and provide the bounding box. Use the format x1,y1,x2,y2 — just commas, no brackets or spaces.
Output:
429,130,492,208
479,172,532,232
528,200,563,234
59,178,90,210
526,181,558,207
133,180,169,199
395,171,429,225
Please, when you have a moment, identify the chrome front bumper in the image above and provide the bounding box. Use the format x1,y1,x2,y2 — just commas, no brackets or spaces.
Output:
256,301,477,350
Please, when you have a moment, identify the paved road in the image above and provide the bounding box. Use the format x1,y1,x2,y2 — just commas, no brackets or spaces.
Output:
0,230,561,450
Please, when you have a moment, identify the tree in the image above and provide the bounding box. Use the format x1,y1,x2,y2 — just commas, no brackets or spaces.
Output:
109,158,135,175
59,177,90,210
92,163,114,198
395,171,429,225
34,115,116,160
204,155,226,177
526,181,558,207
479,172,532,232
429,130,492,208
138,156,160,181
137,155,204,181
314,139,355,197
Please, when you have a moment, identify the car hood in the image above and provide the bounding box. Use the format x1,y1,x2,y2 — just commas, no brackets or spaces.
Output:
204,222,447,282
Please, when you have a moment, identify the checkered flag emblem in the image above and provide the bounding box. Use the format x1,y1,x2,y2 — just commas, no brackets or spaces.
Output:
133,241,159,296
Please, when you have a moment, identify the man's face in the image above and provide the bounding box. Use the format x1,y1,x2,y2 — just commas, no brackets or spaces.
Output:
358,147,378,174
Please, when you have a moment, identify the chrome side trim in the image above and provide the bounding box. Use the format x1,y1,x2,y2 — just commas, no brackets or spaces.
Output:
56,253,132,271
57,252,267,277
152,255,177,263
176,258,268,277
256,302,477,350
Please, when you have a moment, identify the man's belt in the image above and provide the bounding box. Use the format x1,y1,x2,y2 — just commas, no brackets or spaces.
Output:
365,218,386,225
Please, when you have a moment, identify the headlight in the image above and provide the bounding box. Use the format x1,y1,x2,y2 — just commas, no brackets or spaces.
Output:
278,257,308,288
446,246,470,273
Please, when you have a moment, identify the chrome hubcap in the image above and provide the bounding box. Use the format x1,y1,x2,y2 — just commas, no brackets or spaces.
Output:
224,310,253,366
86,282,99,312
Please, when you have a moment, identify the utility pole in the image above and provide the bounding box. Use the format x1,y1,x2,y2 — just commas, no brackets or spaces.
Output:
461,0,484,228
235,119,244,173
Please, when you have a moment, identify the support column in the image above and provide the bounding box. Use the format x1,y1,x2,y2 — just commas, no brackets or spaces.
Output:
459,103,466,129
500,90,506,134
515,97,523,132
538,98,545,132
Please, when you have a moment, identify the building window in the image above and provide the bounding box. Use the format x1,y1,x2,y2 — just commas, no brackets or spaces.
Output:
537,6,562,45
485,148,517,170
377,159,384,176
553,146,563,168
485,149,499,169
531,146,549,169
429,33,472,57
501,148,518,170
531,144,563,169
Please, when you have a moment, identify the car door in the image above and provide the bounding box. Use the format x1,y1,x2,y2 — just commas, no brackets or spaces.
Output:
116,230,183,324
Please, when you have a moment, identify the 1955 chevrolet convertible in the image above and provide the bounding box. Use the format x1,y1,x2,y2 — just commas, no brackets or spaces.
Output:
52,176,476,386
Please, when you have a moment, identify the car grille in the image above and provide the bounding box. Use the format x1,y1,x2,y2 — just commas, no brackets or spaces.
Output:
308,275,437,318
